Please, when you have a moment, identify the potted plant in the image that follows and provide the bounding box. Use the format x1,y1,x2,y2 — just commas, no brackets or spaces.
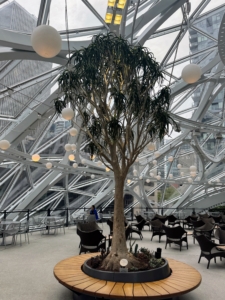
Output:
55,33,179,271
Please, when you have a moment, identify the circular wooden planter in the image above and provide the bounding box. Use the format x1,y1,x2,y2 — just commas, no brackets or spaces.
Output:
82,257,171,283
54,253,202,300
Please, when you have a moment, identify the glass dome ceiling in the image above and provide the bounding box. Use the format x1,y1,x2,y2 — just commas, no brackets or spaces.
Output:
0,0,225,220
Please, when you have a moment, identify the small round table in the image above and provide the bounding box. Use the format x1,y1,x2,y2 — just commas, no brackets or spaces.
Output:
54,254,201,300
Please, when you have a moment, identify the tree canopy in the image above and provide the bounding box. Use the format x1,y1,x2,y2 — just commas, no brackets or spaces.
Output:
55,33,179,174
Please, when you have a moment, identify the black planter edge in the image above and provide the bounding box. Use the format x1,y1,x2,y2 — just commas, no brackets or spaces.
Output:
82,257,171,283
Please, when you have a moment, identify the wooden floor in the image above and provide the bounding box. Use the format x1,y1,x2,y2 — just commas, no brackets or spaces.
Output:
54,253,202,300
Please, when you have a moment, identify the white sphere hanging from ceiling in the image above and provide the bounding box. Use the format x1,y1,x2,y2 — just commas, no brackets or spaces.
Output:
168,156,173,162
169,173,173,179
69,127,78,137
177,164,182,169
71,144,76,151
190,171,196,177
181,64,202,84
180,172,184,176
61,107,74,121
147,142,155,151
46,162,52,169
127,179,131,184
64,144,72,151
68,154,75,161
73,163,78,168
190,165,197,172
81,159,86,164
154,151,160,158
97,161,102,167
133,169,138,176
31,25,62,58
146,179,150,183
216,178,220,183
187,177,193,183
32,153,40,162
0,140,10,150
153,160,157,165
150,172,154,177
156,175,161,180
139,176,143,180
91,174,95,179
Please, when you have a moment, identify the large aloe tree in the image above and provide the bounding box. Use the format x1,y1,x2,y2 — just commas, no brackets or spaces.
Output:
55,33,179,271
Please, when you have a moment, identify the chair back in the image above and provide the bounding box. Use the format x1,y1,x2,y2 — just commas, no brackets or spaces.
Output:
196,222,214,232
79,230,105,247
195,234,217,253
167,215,178,222
125,225,132,240
150,219,163,229
163,225,186,239
215,228,225,244
152,214,167,223
86,215,96,222
210,215,221,223
77,221,101,232
45,217,55,226
135,215,144,223
107,219,113,234
191,219,204,228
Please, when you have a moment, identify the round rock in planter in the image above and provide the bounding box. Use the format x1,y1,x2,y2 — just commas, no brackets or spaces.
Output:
82,258,171,283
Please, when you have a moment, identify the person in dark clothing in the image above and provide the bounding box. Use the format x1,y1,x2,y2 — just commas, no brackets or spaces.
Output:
90,205,99,220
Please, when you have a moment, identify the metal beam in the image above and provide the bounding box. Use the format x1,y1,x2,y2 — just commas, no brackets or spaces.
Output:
37,0,52,26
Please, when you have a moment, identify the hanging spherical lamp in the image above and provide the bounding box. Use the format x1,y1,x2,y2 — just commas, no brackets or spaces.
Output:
68,154,75,161
190,165,197,172
139,176,143,180
150,172,154,177
31,25,62,58
91,174,95,179
180,172,184,176
133,169,138,176
71,144,76,151
187,178,193,183
32,154,40,162
46,162,52,169
168,156,174,162
156,175,161,180
127,179,131,184
64,144,72,151
177,164,182,169
106,167,110,172
181,64,202,84
61,107,74,121
146,179,150,183
0,140,10,150
154,151,160,158
73,163,78,168
81,159,86,164
158,172,161,175
190,171,196,177
147,142,155,151
216,178,220,183
169,173,173,179
153,160,157,165
69,127,78,136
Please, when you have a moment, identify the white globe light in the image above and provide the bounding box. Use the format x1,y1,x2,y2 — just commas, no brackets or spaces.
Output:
61,107,74,121
133,170,138,176
146,179,150,183
46,162,52,169
106,167,110,172
154,151,160,158
71,144,76,151
158,172,161,175
177,164,182,169
68,154,75,161
168,156,174,162
169,173,173,179
139,176,143,180
187,178,193,183
190,171,196,177
73,163,78,168
156,175,161,180
69,127,78,136
150,172,154,177
0,140,10,150
181,64,202,84
180,172,184,176
216,178,220,183
31,25,62,58
91,174,95,179
147,142,155,151
32,154,40,162
153,160,157,165
81,159,86,164
65,144,72,151
190,165,197,172
127,179,131,184
97,161,102,167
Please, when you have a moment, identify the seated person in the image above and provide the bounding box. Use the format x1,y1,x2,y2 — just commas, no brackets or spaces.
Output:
90,205,99,220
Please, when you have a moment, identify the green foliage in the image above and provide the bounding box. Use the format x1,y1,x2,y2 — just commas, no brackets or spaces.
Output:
158,186,180,201
149,257,164,269
55,33,179,172
139,247,153,259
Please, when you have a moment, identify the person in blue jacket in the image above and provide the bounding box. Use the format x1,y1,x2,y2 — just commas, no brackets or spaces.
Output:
90,205,99,220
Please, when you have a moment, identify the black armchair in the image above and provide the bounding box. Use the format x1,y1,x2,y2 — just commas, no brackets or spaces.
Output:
135,215,150,231
78,229,106,254
167,215,180,226
214,227,225,244
77,221,102,233
194,222,214,243
150,219,165,242
163,225,188,251
195,235,225,269
151,214,168,224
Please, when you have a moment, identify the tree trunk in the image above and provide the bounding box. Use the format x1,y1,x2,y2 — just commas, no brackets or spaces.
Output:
101,173,141,271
